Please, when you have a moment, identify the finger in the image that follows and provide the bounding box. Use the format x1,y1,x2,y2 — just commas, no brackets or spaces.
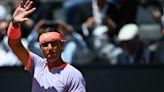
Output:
24,0,30,8
18,1,24,8
25,1,33,10
22,18,29,22
25,7,36,16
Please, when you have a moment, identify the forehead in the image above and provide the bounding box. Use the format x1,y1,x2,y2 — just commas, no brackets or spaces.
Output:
39,32,62,43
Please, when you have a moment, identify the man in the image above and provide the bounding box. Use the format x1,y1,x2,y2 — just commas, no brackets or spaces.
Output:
117,24,151,64
151,1,164,64
7,0,86,92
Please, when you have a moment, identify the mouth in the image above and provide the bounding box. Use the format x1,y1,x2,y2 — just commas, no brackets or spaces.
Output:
46,50,57,59
47,53,57,58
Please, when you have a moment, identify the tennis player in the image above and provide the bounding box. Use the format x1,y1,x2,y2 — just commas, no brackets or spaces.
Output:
7,0,86,92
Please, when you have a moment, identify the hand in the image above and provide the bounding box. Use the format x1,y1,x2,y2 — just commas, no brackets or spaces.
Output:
85,17,96,28
12,0,36,26
104,17,116,29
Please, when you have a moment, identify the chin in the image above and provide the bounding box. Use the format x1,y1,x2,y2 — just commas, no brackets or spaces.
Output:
47,57,58,62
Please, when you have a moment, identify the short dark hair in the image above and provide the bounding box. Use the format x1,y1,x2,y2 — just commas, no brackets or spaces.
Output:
43,27,61,34
39,23,62,37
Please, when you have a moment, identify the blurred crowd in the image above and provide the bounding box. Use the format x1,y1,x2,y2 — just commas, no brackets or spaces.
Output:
0,0,164,66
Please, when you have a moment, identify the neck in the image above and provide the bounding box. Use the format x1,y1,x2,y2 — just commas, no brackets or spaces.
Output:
47,58,64,70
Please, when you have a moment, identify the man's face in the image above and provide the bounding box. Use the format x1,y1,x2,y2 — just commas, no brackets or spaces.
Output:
120,37,139,54
39,32,63,62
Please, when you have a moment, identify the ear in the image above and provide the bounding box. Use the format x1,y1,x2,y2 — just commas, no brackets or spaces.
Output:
61,40,65,45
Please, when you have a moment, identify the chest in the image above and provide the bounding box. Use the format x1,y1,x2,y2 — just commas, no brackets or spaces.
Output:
32,67,68,92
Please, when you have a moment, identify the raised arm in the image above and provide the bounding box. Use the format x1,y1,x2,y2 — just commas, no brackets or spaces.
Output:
7,0,36,66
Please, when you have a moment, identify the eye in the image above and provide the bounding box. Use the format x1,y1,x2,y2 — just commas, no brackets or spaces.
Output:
51,41,61,46
42,43,48,47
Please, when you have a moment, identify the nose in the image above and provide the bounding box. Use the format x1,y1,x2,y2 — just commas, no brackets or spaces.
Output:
48,43,53,50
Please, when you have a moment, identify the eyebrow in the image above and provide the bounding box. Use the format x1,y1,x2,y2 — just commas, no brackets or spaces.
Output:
41,40,61,44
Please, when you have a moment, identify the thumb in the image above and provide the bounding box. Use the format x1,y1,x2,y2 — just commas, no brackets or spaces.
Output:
22,18,29,21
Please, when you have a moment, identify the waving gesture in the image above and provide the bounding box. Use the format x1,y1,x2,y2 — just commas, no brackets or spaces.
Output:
7,0,36,66
12,0,36,26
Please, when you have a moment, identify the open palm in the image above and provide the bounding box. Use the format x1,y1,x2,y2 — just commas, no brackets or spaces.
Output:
13,0,36,24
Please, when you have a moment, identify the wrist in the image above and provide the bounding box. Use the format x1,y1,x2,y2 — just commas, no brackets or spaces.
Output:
11,18,20,28
7,23,21,40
